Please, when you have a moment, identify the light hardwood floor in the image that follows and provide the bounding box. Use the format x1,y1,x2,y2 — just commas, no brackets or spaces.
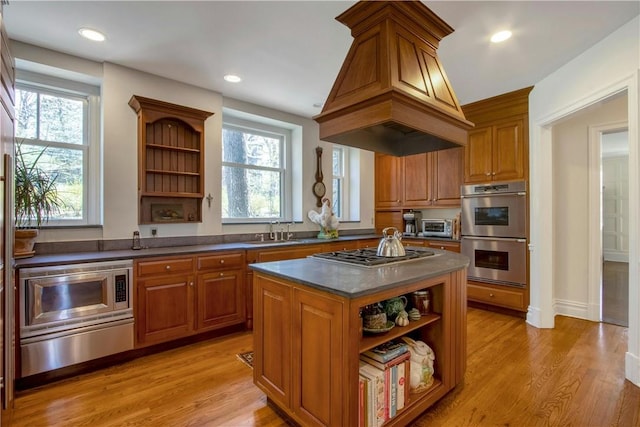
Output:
10,308,640,426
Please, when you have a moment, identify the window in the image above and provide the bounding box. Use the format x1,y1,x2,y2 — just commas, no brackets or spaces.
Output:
15,73,100,226
332,145,350,220
221,122,290,222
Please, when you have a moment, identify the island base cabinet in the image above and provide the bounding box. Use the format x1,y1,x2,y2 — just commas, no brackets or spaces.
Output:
292,287,345,427
254,274,346,426
253,275,292,410
253,267,468,427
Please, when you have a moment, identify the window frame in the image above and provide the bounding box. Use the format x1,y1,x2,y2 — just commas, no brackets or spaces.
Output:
221,117,292,224
15,71,101,227
332,145,350,220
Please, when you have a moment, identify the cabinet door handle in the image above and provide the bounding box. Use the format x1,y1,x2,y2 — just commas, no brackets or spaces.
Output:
189,282,194,287
485,172,491,176
220,272,224,277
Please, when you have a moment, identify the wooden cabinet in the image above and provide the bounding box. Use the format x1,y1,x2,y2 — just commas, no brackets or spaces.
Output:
377,149,463,210
431,148,464,206
196,252,245,331
375,153,403,208
464,119,525,183
254,275,345,426
426,240,460,253
375,210,403,233
462,87,532,184
403,153,431,207
253,266,467,427
375,147,463,235
129,95,213,224
357,238,380,249
404,148,463,208
253,274,292,409
291,287,345,426
135,251,245,347
136,256,195,346
467,280,527,312
245,243,326,330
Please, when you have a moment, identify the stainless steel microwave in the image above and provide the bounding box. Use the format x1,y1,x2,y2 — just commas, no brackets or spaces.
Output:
421,219,453,238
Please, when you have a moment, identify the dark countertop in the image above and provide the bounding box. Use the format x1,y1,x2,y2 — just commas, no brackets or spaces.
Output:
14,234,462,270
249,249,469,298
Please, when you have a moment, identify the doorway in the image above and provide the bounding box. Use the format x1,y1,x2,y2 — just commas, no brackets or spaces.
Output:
601,130,629,326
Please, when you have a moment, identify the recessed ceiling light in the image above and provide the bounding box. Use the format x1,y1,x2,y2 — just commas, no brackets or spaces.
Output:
490,30,512,43
224,74,242,83
78,28,106,42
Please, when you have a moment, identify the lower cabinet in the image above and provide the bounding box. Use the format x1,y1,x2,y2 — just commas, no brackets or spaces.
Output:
426,240,460,253
254,274,346,426
135,251,245,347
253,268,467,427
467,280,527,312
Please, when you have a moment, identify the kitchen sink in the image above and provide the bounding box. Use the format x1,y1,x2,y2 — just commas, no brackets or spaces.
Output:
245,240,305,245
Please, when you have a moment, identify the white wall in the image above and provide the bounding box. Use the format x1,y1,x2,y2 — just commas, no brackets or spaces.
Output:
552,95,627,316
10,41,376,243
529,15,639,385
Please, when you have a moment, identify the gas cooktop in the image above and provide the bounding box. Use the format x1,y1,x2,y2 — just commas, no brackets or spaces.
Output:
311,247,436,267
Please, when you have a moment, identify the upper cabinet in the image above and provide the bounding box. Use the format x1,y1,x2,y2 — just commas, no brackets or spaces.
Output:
375,148,463,210
462,87,533,184
375,153,404,208
129,95,213,224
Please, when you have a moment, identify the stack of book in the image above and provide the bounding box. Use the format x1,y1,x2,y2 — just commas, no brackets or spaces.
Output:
358,341,411,427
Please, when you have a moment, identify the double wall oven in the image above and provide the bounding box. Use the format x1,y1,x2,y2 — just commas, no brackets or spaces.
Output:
461,181,527,288
19,260,134,377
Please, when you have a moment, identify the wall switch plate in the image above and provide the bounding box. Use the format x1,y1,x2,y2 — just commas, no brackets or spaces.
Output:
151,228,157,237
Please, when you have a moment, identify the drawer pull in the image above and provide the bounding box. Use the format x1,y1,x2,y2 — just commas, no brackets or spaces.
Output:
220,259,225,264
220,272,224,277
165,265,171,271
489,293,495,297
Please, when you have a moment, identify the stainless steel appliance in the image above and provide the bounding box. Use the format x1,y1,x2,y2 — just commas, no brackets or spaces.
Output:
402,211,422,236
461,181,527,288
461,181,526,238
311,247,436,268
421,218,453,238
19,260,134,377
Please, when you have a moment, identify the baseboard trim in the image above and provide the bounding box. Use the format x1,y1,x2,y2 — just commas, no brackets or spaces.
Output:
554,298,589,320
626,351,640,386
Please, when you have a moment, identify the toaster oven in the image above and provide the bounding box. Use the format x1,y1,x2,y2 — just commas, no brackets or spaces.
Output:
421,219,453,238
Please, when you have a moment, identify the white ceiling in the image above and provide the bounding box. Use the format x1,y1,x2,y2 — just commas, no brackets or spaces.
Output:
4,1,639,118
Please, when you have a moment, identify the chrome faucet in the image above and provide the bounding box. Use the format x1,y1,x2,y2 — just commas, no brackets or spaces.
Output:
269,220,280,240
285,222,294,241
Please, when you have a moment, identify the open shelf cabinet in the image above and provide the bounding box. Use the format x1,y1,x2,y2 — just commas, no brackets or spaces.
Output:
129,95,213,224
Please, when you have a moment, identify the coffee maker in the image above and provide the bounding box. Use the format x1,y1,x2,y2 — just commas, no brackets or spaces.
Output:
402,210,422,236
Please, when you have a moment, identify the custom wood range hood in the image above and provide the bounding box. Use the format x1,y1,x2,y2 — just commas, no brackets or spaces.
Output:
314,1,473,157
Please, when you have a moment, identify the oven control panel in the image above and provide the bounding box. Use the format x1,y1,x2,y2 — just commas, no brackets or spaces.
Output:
115,274,128,303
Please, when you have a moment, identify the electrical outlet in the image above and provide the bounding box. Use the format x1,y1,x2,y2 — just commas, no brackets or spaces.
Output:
151,228,157,237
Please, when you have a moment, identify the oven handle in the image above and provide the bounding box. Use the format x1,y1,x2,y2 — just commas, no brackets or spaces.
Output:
461,236,527,243
461,192,526,198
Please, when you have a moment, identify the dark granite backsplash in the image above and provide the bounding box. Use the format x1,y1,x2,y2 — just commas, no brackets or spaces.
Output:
33,228,377,255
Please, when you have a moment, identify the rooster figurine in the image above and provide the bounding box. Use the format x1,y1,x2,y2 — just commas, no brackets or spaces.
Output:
307,197,339,239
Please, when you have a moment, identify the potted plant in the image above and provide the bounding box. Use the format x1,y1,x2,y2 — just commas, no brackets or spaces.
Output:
14,140,64,258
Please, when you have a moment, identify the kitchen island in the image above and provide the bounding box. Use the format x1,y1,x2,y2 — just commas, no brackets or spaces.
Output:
250,249,469,427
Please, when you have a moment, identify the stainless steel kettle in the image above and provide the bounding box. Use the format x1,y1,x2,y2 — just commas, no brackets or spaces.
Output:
376,227,406,257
